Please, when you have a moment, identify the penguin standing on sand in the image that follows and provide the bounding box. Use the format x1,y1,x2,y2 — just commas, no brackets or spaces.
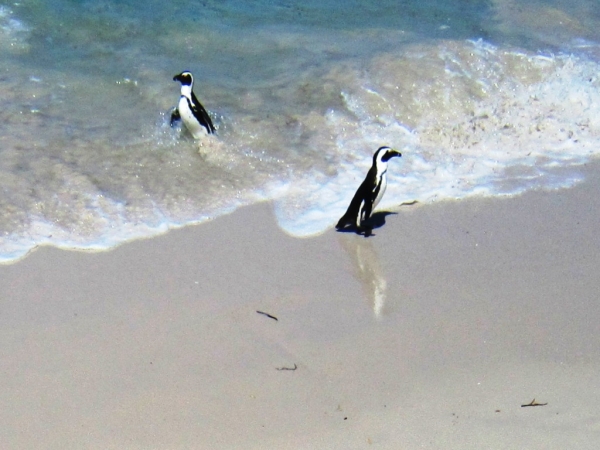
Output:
336,146,402,234
171,71,216,138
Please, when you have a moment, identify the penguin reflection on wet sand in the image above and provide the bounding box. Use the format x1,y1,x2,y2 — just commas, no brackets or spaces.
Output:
336,146,402,235
171,71,216,139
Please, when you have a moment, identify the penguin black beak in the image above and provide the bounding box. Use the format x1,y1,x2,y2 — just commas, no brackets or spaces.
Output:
173,74,181,82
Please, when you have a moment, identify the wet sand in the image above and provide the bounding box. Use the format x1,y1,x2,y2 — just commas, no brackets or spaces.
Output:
2,162,600,449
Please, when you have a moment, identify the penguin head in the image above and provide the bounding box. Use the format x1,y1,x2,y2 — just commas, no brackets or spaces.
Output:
374,146,402,165
173,71,194,86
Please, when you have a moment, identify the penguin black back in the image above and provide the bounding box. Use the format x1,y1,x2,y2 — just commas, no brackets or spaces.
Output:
336,146,402,233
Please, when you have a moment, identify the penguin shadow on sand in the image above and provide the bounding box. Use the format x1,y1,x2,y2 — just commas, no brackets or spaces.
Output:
338,233,388,319
336,211,397,238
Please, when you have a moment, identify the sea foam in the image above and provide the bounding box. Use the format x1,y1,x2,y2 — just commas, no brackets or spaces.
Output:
273,40,600,236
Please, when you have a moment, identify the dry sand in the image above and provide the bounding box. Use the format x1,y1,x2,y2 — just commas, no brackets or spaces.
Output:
2,162,600,449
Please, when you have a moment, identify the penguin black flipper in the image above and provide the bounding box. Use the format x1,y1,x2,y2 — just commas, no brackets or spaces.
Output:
170,107,181,127
190,91,216,134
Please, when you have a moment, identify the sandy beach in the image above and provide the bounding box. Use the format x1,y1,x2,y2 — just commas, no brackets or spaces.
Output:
2,161,600,449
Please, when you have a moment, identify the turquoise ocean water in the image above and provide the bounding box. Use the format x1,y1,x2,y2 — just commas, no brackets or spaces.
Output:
2,0,600,261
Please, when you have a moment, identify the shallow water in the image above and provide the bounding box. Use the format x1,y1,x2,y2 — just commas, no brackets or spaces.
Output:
2,0,600,260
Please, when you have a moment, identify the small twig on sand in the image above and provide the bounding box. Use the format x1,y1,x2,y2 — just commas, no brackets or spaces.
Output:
400,200,419,207
276,363,297,371
256,310,278,321
521,398,548,407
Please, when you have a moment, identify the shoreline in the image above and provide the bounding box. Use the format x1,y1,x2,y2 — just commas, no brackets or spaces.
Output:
2,161,600,449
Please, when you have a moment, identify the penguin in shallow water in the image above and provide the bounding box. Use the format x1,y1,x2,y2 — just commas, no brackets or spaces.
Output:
171,71,216,138
336,146,402,233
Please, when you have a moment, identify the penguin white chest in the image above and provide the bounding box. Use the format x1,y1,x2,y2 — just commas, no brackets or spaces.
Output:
372,173,387,210
178,96,208,139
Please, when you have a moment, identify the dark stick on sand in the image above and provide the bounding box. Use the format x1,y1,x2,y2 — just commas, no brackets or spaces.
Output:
521,398,548,407
256,310,278,321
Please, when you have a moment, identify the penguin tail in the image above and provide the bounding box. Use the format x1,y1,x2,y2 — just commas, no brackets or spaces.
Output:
335,214,356,231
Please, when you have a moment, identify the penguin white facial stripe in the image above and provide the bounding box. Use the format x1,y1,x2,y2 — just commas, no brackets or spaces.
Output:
176,72,193,86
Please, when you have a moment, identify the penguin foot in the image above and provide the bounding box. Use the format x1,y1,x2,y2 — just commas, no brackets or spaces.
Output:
334,224,373,237
361,227,374,237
